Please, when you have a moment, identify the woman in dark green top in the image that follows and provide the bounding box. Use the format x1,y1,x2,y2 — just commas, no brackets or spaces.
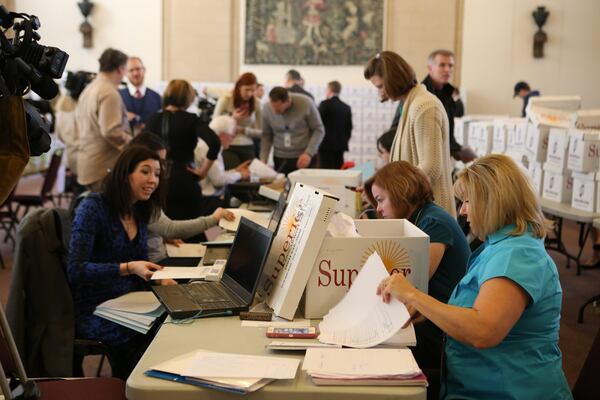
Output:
365,161,470,395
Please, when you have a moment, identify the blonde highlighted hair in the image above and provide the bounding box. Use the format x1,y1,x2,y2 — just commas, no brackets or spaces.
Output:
454,154,546,239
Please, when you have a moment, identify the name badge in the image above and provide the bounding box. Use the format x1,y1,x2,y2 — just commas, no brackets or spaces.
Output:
283,132,292,148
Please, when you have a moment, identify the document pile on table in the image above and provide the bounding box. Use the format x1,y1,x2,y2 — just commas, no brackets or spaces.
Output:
94,291,164,334
303,348,427,386
318,252,413,348
146,350,300,394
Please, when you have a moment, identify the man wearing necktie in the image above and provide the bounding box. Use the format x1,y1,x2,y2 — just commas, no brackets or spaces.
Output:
119,57,162,132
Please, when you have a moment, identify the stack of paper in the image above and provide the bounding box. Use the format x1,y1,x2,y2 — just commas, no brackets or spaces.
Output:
218,208,269,231
146,350,299,394
303,348,427,386
318,252,411,348
94,291,164,334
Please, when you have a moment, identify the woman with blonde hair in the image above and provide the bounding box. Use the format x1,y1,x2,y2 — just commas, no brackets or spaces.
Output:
146,79,220,224
364,161,469,397
376,154,571,399
364,51,455,217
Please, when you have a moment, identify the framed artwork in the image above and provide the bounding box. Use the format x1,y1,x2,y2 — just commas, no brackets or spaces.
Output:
244,0,384,65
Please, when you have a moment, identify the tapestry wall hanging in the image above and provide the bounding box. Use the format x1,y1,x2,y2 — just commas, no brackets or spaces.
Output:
245,0,384,65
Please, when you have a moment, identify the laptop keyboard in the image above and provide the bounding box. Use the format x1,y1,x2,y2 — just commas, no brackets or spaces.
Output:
185,283,237,310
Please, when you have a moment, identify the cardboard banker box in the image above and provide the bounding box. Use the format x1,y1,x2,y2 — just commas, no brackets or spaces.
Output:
258,182,338,320
288,169,361,217
303,219,429,319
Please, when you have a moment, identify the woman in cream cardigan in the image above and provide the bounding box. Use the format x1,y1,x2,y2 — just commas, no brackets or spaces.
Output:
213,72,262,170
364,51,456,217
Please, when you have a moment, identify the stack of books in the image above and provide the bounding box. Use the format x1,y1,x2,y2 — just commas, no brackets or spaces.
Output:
146,350,299,394
303,348,427,386
94,291,164,334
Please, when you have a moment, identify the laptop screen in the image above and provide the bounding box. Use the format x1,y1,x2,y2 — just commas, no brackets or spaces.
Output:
224,217,274,300
268,192,287,233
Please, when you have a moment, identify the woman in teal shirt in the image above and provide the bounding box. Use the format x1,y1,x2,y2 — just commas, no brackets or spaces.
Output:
377,154,571,399
364,161,470,376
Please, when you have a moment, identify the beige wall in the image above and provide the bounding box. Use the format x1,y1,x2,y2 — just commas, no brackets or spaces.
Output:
162,0,460,87
1,0,15,10
14,0,163,88
386,0,460,84
163,0,237,83
461,0,600,116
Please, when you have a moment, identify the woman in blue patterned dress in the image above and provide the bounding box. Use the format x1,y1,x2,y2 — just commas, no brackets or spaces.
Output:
68,146,171,379
377,154,571,399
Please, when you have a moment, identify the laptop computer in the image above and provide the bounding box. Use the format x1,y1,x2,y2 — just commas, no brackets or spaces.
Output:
152,217,275,320
200,193,288,266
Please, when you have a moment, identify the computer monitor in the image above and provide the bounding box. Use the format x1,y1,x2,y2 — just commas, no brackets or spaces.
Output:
221,217,275,304
268,192,287,233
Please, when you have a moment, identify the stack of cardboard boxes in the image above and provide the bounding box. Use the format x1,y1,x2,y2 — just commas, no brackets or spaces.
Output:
455,97,600,212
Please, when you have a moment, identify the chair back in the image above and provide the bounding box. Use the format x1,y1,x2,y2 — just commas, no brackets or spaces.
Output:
6,208,75,377
41,149,63,201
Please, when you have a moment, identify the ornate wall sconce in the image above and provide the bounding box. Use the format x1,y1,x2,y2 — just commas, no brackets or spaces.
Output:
532,6,549,58
78,0,94,48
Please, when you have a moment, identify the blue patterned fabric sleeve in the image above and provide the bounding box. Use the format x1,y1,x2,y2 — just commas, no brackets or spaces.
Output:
67,195,121,284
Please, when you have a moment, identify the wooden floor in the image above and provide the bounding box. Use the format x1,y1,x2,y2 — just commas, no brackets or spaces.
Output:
0,189,598,386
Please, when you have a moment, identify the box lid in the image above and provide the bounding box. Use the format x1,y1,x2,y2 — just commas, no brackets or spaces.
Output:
288,168,362,186
572,171,598,181
568,128,600,141
527,106,575,128
575,110,600,130
543,164,570,174
526,96,582,112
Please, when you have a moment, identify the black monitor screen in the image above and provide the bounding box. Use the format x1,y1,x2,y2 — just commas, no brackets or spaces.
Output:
224,218,274,298
268,193,287,233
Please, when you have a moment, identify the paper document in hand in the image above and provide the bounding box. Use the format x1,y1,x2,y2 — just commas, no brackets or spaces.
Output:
96,291,161,314
166,243,206,258
184,352,299,379
151,266,212,280
249,159,278,179
318,252,410,348
303,348,421,377
219,209,269,232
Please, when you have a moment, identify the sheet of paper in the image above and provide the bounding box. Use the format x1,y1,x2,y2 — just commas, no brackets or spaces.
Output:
267,341,342,350
318,252,410,348
150,350,264,389
93,310,151,334
151,266,211,280
96,291,161,314
218,209,269,232
96,308,156,325
241,318,311,328
249,159,278,179
302,348,420,377
378,324,416,348
166,243,206,258
184,352,299,380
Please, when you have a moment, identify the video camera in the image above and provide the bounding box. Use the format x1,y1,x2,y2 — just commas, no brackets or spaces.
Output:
197,96,216,123
0,5,69,156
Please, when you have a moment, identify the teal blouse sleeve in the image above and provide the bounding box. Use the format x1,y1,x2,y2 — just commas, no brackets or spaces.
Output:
477,243,548,304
